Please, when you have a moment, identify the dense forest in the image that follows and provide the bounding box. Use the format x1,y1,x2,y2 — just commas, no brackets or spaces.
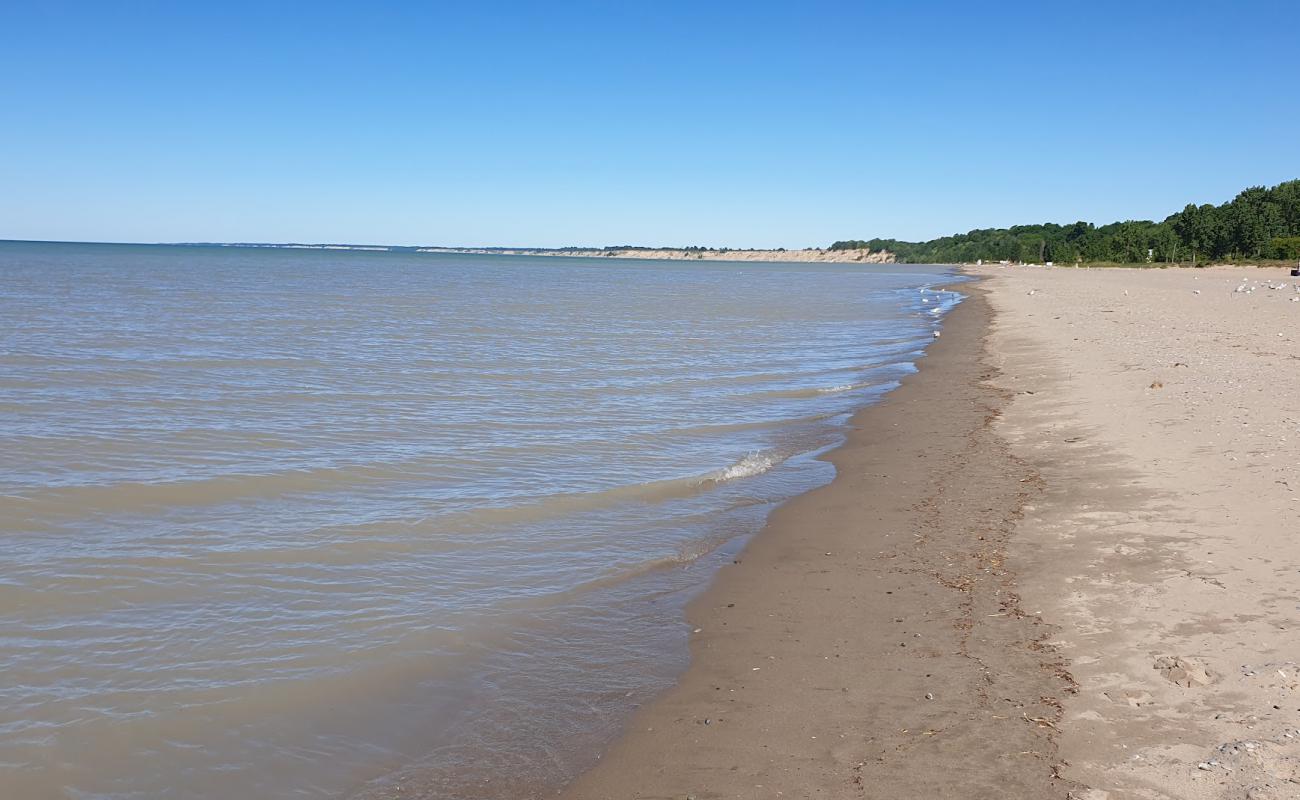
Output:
831,180,1300,265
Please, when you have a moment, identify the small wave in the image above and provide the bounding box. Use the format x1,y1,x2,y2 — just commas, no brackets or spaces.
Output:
916,284,966,317
702,452,778,483
430,451,788,533
746,381,876,401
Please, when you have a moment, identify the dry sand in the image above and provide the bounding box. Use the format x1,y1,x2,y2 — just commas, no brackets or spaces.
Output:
980,265,1300,799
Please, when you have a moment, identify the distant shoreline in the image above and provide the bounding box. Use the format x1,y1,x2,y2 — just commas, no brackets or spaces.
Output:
161,240,898,264
415,246,895,263
6,240,1293,268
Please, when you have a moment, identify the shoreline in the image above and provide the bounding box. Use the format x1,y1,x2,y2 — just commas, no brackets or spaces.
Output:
555,264,1300,799
559,280,1079,798
414,246,895,264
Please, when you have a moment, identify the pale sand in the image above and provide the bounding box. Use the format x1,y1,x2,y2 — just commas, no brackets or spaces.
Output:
978,265,1300,798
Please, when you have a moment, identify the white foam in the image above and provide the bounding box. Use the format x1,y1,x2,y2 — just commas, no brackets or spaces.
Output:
707,452,778,483
818,383,857,394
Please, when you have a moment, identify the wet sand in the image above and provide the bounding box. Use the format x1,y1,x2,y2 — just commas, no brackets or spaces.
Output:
560,282,1079,799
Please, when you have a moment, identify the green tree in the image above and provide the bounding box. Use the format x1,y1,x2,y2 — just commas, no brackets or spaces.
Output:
832,180,1300,264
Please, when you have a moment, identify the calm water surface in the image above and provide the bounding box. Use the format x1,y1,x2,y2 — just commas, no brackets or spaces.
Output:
0,242,960,798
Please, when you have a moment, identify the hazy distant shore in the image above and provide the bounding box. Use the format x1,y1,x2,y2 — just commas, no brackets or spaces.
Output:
417,246,896,263
165,241,895,263
130,240,1300,268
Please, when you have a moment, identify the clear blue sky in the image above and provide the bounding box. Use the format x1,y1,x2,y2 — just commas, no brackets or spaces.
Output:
3,1,1297,248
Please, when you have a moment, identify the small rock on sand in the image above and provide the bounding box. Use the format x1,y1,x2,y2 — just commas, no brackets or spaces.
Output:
1154,655,1213,687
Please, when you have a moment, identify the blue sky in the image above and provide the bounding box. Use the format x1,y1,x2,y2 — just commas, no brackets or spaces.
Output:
2,1,1297,248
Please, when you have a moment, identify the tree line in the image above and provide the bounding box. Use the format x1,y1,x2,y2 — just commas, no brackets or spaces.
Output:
831,179,1300,265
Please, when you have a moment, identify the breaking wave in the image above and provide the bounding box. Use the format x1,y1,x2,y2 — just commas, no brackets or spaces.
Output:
701,451,780,483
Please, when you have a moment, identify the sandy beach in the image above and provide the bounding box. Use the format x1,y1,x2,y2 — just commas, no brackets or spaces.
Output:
9,4,1296,798
560,265,1300,799
982,265,1300,798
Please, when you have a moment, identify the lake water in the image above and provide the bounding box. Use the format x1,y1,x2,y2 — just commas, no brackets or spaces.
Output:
0,241,959,798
